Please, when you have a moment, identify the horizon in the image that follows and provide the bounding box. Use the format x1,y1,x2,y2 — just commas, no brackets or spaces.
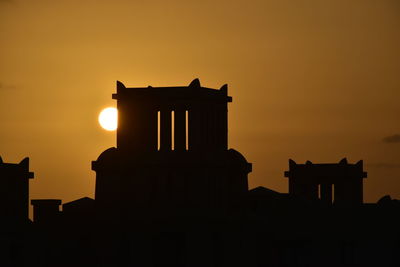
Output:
1,0,399,207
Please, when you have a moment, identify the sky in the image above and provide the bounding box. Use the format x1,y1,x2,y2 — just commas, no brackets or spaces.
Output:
0,0,399,206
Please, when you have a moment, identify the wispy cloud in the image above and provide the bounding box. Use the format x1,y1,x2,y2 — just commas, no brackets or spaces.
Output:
0,82,16,90
366,163,400,169
383,134,400,143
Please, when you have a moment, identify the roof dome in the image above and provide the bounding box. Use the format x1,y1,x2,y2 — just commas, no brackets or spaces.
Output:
226,149,252,173
95,147,117,162
227,149,249,164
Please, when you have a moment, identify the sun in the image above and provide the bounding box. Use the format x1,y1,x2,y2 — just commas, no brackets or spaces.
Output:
98,107,118,131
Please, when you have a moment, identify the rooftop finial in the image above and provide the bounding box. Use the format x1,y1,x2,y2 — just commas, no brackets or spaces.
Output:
220,84,228,93
19,157,29,168
116,80,126,89
289,159,297,168
188,78,201,88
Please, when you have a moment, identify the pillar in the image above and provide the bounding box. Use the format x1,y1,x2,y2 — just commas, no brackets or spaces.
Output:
174,108,186,151
142,107,158,151
188,108,201,151
160,108,172,151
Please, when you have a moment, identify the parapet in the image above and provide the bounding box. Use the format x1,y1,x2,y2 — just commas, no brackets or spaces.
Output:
112,78,232,104
284,158,367,180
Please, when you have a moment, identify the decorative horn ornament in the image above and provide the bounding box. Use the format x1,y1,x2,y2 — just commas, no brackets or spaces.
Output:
188,78,201,88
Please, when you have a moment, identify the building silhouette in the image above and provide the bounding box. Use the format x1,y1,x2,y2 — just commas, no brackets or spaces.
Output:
1,79,399,267
92,79,251,222
284,158,367,205
0,157,33,224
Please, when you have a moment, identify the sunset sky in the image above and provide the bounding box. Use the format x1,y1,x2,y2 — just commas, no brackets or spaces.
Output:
1,0,399,206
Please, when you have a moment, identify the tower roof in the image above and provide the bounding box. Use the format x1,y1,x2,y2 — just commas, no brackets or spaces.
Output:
112,78,232,105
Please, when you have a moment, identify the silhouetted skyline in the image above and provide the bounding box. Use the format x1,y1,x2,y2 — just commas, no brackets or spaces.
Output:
1,79,399,266
1,0,399,209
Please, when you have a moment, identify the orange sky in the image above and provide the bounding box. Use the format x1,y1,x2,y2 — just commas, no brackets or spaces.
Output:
1,0,399,205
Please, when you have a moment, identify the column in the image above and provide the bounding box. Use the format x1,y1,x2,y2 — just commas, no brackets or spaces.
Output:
160,108,172,151
188,107,201,151
142,107,158,151
174,108,186,151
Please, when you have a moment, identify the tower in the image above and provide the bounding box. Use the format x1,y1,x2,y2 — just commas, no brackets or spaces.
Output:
114,78,229,152
284,158,367,205
92,79,252,221
0,157,34,223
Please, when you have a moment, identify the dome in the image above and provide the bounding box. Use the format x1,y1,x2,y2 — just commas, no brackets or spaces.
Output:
227,149,252,173
95,147,117,162
227,149,249,164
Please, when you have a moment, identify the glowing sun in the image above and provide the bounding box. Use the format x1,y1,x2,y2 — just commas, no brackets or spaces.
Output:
99,107,118,131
